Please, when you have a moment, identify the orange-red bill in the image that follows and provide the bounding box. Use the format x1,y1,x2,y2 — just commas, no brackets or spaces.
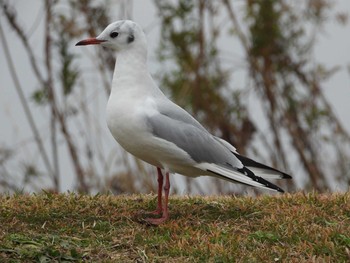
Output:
75,38,106,46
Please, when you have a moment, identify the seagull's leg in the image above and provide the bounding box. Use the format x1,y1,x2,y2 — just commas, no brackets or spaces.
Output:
146,172,170,225
147,167,164,215
162,172,170,219
155,167,164,213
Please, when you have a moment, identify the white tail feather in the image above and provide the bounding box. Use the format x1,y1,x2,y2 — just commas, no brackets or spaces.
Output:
247,167,284,180
196,163,280,192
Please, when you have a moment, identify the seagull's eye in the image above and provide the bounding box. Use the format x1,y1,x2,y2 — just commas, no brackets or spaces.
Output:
110,32,119,38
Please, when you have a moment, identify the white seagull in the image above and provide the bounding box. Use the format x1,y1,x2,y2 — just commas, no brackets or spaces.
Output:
76,20,292,224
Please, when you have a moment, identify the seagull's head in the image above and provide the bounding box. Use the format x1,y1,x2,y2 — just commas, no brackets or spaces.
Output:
76,20,146,52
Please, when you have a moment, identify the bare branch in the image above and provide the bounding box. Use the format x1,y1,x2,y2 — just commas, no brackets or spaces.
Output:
45,0,60,192
1,1,46,85
0,22,54,178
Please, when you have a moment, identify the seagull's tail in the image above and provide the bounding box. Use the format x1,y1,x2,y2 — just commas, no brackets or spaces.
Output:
196,163,285,193
232,153,292,180
214,137,292,181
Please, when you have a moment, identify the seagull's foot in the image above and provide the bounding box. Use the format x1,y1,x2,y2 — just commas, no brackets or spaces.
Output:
145,214,169,225
145,208,163,216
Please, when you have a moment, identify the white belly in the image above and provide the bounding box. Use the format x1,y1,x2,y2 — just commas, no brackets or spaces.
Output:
106,96,197,173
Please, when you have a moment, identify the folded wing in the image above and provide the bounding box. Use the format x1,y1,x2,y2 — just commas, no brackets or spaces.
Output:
146,103,288,192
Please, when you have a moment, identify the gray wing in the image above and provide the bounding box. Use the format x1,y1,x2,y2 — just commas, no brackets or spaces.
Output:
147,102,242,168
158,102,238,155
156,100,208,132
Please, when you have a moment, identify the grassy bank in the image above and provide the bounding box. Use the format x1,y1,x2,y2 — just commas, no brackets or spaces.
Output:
0,192,350,262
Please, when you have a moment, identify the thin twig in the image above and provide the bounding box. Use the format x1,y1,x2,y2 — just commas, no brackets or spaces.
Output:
45,0,60,192
1,2,46,85
0,21,54,178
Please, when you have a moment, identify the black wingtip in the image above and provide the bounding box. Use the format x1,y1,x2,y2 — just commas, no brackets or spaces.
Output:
234,153,292,180
276,187,285,193
206,166,286,193
281,173,293,180
239,167,286,193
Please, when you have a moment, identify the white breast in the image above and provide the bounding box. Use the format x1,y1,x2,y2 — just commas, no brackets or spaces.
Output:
107,93,159,163
106,93,196,172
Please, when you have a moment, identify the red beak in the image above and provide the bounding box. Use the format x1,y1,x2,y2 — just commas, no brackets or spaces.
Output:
75,38,106,46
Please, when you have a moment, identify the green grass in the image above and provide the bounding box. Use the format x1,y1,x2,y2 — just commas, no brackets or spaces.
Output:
1,192,350,262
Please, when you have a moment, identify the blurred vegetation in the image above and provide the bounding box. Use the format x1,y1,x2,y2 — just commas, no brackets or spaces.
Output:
0,0,349,194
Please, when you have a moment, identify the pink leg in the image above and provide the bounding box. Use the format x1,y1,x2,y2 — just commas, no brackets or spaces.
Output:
147,167,163,215
162,172,170,219
146,172,170,225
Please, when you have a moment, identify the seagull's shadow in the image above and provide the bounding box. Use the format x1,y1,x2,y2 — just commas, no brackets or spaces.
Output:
133,199,264,225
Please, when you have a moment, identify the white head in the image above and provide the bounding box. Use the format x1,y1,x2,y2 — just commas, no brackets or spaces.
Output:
76,20,147,53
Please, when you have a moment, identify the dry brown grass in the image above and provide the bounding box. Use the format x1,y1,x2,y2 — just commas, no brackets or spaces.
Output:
0,192,350,262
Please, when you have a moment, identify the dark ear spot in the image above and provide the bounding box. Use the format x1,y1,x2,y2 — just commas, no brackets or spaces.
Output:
127,34,135,44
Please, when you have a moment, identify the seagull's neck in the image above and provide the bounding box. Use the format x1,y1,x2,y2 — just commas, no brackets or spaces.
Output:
116,45,148,72
111,46,149,94
109,44,166,103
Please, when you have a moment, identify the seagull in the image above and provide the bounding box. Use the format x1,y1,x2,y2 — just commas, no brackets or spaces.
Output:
76,20,292,224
